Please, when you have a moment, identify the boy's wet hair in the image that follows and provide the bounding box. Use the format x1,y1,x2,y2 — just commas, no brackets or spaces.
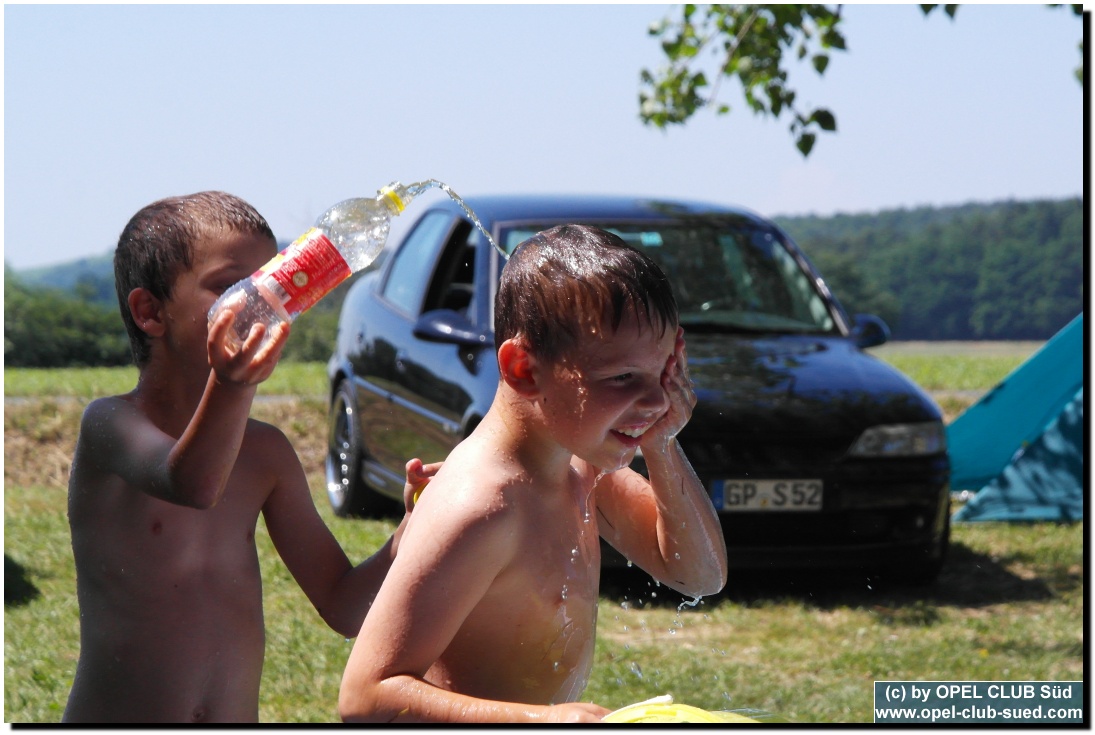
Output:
495,224,678,362
114,191,275,366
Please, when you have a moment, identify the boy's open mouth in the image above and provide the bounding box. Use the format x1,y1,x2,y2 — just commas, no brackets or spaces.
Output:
611,423,651,447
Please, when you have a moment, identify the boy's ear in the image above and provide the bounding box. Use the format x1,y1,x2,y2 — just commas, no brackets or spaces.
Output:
127,287,166,338
498,339,540,397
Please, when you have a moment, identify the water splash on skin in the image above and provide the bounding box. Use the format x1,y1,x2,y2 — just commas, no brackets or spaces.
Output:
585,471,607,524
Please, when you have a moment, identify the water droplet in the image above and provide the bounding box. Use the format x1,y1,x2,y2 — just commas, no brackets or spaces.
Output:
629,662,644,679
677,595,703,613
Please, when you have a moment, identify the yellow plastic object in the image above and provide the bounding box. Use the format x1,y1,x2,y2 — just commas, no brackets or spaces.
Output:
380,185,406,214
411,477,429,507
603,695,761,724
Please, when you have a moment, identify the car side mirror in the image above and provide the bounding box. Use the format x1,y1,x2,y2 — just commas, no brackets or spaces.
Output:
413,309,492,348
851,313,890,349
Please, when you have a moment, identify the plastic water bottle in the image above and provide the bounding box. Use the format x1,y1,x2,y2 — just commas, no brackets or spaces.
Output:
208,182,413,349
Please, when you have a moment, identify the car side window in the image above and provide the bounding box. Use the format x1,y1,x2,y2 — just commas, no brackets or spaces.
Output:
381,211,452,315
422,221,476,320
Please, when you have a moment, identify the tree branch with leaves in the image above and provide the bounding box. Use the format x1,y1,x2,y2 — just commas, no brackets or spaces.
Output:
639,4,1084,156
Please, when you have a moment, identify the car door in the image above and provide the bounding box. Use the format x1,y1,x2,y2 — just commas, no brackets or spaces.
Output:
367,213,483,477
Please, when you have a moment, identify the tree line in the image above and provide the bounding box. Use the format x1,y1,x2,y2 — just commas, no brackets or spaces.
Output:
774,197,1083,340
4,197,1083,368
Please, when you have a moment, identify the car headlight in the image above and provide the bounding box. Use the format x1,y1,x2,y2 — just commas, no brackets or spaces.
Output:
847,422,946,457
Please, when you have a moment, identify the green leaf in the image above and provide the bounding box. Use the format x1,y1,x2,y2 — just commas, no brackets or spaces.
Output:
796,132,817,157
812,108,837,131
812,53,830,74
821,27,846,50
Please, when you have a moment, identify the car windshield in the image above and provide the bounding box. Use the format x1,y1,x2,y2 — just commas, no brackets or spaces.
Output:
500,216,837,335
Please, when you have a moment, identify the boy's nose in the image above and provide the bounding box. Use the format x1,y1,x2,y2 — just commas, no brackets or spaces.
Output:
637,378,669,413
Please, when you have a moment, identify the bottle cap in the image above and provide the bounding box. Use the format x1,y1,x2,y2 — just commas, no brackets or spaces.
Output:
379,185,406,214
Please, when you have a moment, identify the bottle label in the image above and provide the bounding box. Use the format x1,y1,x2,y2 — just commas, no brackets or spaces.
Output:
253,228,351,317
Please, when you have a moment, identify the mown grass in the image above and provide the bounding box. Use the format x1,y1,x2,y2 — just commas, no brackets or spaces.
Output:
3,340,1040,400
4,362,327,399
7,341,1081,723
5,466,1083,723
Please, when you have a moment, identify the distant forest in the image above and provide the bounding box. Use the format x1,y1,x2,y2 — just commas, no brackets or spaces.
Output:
4,197,1085,367
774,197,1084,341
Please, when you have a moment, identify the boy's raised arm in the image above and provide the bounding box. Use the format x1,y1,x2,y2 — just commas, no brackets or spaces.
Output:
594,328,728,597
80,315,288,509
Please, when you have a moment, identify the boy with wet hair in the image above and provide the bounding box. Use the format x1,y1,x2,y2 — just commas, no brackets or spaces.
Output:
340,224,727,723
64,191,414,723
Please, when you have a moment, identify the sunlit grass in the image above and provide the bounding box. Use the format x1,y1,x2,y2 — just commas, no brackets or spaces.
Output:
4,363,328,399
873,354,1028,392
6,474,1081,723
6,340,1040,400
7,341,1077,724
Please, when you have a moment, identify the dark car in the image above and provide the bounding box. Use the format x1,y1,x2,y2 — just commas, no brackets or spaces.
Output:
326,195,950,583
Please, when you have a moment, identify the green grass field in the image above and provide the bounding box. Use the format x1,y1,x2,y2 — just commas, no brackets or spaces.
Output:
5,342,1083,723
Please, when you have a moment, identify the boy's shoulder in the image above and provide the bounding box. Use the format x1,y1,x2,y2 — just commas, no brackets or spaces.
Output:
78,392,137,432
432,434,540,507
239,414,302,467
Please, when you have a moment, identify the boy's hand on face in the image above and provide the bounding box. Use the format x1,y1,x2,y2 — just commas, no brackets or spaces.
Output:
640,327,696,453
208,309,290,387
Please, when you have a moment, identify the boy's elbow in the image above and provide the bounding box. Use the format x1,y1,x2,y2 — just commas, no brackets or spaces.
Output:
182,487,222,510
324,611,359,640
338,679,382,723
164,473,226,510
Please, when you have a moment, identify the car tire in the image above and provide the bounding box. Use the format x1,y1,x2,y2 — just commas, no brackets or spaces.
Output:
326,379,383,518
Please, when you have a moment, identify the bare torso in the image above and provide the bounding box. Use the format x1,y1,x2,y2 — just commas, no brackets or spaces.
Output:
64,406,277,723
414,440,603,706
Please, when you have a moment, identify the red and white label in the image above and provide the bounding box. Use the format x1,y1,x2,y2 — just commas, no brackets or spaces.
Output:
253,228,351,317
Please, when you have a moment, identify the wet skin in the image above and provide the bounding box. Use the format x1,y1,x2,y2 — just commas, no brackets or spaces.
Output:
64,230,402,723
340,312,726,723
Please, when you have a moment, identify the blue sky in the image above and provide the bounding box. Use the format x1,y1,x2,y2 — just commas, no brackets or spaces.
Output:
4,3,1085,271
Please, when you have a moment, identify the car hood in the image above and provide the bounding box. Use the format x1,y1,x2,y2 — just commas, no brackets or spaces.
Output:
683,333,941,443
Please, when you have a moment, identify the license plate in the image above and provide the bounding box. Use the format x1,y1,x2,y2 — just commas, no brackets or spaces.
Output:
711,479,823,511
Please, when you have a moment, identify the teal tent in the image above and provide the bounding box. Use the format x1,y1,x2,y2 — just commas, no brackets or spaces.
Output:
948,314,1085,523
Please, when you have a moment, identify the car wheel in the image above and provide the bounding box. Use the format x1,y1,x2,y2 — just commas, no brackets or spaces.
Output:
326,380,382,518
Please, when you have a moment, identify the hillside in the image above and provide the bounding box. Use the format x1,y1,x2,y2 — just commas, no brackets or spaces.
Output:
773,197,1083,340
8,197,1084,345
